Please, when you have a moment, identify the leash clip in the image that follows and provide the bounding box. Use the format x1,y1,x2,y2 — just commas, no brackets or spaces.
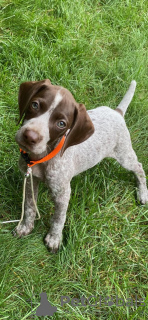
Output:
25,167,32,178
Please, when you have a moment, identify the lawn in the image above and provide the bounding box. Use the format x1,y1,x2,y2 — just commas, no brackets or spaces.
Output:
0,0,148,319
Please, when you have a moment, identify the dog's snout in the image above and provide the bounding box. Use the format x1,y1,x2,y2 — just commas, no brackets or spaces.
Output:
23,129,40,145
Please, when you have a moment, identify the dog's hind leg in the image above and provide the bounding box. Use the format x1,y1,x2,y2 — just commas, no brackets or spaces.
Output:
115,143,148,204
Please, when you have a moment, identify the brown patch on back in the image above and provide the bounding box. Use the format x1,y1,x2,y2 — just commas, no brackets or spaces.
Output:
115,108,123,116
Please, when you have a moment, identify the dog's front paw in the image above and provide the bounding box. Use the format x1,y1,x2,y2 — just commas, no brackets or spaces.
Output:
45,233,62,253
14,222,34,237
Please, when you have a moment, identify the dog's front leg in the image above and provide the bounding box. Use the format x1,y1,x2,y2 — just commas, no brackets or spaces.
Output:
16,176,39,236
45,183,71,252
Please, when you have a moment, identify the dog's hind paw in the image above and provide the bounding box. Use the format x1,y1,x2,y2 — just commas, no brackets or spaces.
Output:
138,189,148,205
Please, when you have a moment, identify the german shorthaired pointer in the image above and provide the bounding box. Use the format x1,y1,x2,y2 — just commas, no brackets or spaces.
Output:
15,79,148,251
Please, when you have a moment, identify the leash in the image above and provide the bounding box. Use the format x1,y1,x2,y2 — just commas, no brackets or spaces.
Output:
0,136,65,225
17,167,41,228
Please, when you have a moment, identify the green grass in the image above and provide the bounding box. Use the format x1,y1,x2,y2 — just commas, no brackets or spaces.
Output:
0,0,148,319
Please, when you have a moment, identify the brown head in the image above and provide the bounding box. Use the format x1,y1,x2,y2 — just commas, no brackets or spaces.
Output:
15,79,94,156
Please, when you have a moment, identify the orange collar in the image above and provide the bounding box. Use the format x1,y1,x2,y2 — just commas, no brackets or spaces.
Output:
20,136,65,168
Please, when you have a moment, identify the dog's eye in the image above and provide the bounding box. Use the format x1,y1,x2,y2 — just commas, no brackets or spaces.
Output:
31,102,39,110
56,120,66,129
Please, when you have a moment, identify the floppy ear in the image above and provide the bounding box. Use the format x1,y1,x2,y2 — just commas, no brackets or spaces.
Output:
17,79,51,123
61,103,94,155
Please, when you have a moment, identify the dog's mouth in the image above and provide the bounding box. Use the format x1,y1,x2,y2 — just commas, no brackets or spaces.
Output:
18,143,48,157
15,136,47,156
15,134,32,153
18,143,31,153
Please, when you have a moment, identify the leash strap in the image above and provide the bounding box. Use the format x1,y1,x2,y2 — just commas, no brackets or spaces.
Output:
17,167,40,228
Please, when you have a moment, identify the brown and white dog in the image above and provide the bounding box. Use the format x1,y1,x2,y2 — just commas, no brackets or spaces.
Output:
15,79,148,251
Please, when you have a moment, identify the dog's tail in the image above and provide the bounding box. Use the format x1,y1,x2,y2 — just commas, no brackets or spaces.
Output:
116,80,136,117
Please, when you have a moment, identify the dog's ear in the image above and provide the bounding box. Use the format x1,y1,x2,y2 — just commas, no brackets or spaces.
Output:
17,79,51,124
61,103,94,155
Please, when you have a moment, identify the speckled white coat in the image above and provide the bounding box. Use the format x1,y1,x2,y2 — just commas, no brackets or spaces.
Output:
15,81,148,252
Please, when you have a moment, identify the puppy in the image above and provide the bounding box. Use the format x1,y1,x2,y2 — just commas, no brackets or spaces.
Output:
15,80,148,251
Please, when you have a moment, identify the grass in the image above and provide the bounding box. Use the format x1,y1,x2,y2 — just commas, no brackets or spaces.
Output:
0,0,148,319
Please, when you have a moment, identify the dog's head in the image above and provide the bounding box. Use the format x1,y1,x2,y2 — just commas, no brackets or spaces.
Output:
15,79,94,156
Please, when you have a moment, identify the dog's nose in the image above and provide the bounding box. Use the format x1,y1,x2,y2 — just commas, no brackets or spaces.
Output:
23,129,40,145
